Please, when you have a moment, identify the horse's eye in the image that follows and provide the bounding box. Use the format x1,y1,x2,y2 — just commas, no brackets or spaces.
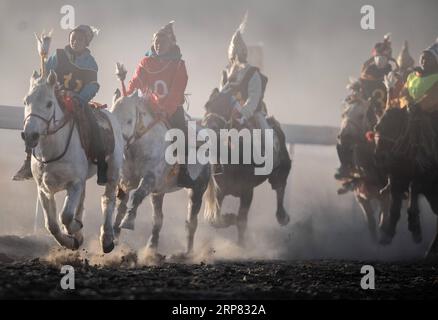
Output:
46,101,53,108
127,119,133,125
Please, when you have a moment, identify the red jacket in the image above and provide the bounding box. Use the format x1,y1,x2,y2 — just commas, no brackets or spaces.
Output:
126,55,188,116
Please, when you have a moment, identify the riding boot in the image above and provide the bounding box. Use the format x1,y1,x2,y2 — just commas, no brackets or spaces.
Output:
12,151,33,181
169,106,193,187
84,104,108,186
97,155,108,186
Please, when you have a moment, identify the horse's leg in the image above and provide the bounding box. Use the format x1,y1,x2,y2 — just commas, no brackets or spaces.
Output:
185,185,206,254
60,181,84,234
379,178,406,245
268,151,291,226
146,193,164,251
355,193,377,242
100,179,118,254
215,192,238,228
237,189,254,246
113,188,131,240
39,188,79,250
274,184,290,226
407,183,422,243
424,192,438,259
378,191,391,236
120,173,154,230
70,187,85,247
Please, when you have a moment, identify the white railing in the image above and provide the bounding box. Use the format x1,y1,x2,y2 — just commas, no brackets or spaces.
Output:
0,105,339,145
0,104,340,233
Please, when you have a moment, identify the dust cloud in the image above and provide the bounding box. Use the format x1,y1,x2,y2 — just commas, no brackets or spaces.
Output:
0,0,437,263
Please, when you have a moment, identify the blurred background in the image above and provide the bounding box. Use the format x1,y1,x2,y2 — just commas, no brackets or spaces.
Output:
0,0,437,261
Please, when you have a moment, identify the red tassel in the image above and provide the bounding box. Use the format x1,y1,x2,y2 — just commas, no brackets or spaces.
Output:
64,95,75,113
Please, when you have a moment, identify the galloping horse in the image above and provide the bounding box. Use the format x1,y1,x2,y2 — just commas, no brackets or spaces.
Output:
110,88,210,257
374,106,438,257
201,87,292,246
23,70,124,253
373,70,429,247
337,85,390,242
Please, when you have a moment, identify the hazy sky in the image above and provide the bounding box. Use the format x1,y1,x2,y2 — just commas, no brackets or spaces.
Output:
0,0,437,126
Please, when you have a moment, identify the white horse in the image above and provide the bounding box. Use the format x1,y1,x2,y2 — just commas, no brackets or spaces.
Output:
110,89,210,256
22,70,123,253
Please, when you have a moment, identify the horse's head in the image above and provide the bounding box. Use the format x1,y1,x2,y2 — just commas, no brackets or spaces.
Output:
202,87,234,132
383,71,403,109
22,70,58,148
339,97,373,144
110,89,145,142
374,107,408,166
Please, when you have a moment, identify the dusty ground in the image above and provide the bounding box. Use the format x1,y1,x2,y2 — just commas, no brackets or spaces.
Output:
0,235,437,300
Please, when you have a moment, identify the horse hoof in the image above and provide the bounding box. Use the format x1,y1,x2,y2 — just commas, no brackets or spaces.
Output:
72,237,81,250
142,248,166,264
68,219,83,235
379,232,393,246
168,252,191,263
276,210,290,226
75,232,84,248
120,217,135,230
102,241,115,254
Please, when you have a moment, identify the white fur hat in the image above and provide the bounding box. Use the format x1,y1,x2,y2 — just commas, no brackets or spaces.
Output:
228,13,248,63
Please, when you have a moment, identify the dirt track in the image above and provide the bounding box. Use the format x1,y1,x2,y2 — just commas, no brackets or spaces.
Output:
1,258,437,299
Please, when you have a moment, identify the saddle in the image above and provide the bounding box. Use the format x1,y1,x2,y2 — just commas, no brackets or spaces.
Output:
56,91,115,162
75,102,115,163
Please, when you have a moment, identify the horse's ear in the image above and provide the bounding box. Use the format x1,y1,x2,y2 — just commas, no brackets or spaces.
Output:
113,88,121,105
32,70,40,80
30,70,40,88
209,88,219,99
129,89,139,98
46,70,57,87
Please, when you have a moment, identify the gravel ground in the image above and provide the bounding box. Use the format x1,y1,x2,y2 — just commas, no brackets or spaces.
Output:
0,258,437,299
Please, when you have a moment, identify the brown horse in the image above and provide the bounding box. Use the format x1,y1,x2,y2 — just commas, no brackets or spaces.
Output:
201,88,292,245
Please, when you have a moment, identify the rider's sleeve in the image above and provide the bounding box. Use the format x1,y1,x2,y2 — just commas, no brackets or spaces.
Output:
419,81,438,112
78,55,99,104
126,58,148,95
239,71,262,119
162,60,188,116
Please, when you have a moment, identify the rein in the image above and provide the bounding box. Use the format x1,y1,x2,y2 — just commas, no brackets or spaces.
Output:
25,101,75,164
24,107,72,136
202,112,230,128
125,107,170,149
32,121,75,164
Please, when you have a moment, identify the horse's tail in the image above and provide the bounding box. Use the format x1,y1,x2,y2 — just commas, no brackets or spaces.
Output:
203,173,220,226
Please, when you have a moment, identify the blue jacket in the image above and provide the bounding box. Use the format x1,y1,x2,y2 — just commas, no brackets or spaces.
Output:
46,46,99,105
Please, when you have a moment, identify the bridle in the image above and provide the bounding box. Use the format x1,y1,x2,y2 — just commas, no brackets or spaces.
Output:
24,100,74,164
125,106,169,150
201,112,230,128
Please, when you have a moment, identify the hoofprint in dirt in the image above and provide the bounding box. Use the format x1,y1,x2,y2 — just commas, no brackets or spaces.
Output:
0,257,437,299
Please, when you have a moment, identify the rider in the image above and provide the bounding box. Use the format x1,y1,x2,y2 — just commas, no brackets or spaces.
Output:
396,40,438,168
13,25,108,185
335,34,394,180
219,15,269,130
125,21,191,185
399,40,438,112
